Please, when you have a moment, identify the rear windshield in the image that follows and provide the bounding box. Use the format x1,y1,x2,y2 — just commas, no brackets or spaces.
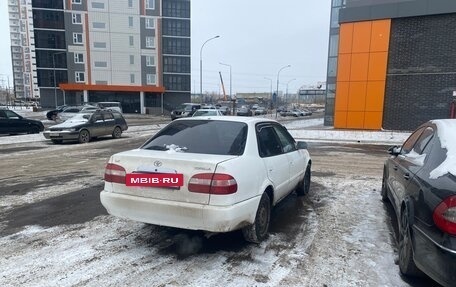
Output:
141,120,248,155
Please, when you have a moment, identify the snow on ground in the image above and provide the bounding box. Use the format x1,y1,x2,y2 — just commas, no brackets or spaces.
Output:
0,170,410,287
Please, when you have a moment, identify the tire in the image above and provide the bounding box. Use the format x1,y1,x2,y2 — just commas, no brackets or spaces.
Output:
28,125,40,134
112,126,122,139
242,193,271,243
398,208,421,276
381,171,389,202
78,129,90,144
297,165,311,196
51,139,63,144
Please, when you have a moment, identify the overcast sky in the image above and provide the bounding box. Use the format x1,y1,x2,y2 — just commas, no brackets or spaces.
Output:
0,0,331,94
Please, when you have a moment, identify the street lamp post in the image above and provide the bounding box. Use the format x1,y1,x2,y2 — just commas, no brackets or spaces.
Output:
264,77,273,113
276,65,291,117
219,62,232,100
285,78,296,105
200,35,220,103
52,51,66,108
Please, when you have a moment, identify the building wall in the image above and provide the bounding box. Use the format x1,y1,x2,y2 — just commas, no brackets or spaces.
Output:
383,14,456,130
334,19,390,130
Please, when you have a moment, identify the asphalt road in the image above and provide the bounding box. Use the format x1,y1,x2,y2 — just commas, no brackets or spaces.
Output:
0,124,439,287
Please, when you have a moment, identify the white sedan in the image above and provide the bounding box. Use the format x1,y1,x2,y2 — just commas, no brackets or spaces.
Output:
100,117,312,243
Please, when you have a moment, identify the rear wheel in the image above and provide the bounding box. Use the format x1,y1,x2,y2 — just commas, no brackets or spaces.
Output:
112,126,122,139
297,165,311,196
381,171,389,202
78,129,90,143
28,125,40,134
398,208,421,276
242,193,271,243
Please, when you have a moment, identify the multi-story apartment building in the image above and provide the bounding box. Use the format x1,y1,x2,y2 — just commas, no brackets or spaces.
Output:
325,0,456,130
8,0,191,113
8,0,40,100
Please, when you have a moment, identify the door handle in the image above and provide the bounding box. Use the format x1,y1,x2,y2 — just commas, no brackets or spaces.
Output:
403,173,410,180
393,166,398,171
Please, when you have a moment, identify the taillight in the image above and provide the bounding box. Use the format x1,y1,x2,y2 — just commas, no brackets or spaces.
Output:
433,195,456,236
188,173,237,195
104,163,126,184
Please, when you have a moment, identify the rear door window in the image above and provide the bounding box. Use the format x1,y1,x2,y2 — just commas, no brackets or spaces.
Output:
256,125,283,157
142,120,247,155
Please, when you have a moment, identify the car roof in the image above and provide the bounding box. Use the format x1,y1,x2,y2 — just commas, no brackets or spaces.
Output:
178,115,277,124
196,108,219,112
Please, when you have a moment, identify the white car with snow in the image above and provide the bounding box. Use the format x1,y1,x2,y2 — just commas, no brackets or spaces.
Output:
100,117,312,243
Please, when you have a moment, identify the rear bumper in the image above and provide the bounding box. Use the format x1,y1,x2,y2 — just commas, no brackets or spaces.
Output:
413,225,456,287
100,190,260,233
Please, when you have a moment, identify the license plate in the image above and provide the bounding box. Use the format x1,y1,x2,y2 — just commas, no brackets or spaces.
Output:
50,133,60,137
126,173,184,188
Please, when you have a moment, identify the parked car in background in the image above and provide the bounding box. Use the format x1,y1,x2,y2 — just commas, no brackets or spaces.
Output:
97,102,123,113
382,119,456,287
236,105,252,116
0,108,44,135
192,109,223,117
280,109,301,117
254,107,267,115
46,105,67,120
43,110,128,144
170,103,201,120
217,106,231,115
301,109,313,116
100,117,312,243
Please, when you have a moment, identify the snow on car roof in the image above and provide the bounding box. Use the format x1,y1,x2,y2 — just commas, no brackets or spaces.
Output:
430,119,456,179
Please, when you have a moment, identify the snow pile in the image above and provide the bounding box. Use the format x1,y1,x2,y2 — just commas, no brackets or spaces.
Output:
430,119,456,179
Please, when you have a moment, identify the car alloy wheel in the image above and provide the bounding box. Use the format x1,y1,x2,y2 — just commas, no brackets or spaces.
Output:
112,126,122,139
78,130,90,143
297,165,311,196
398,208,420,276
242,193,271,243
28,125,40,134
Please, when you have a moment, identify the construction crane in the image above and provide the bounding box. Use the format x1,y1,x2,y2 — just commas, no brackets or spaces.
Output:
219,71,227,101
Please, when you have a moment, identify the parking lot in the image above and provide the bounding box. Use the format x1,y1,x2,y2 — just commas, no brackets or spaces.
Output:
0,115,438,287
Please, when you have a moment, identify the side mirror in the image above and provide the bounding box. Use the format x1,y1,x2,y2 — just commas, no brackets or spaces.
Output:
388,145,401,156
297,141,308,150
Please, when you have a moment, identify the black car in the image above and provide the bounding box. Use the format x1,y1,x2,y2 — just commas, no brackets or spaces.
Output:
0,109,44,135
170,103,201,120
382,119,456,287
43,110,128,144
46,105,67,120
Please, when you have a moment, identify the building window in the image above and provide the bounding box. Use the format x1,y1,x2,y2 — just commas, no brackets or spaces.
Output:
130,55,134,64
145,18,154,29
93,22,106,29
94,61,107,67
93,42,107,48
130,74,135,83
128,16,133,27
72,13,82,24
73,33,83,44
328,35,339,57
72,0,82,4
128,0,133,8
146,56,155,66
146,36,155,48
146,74,156,85
129,36,134,46
146,0,154,9
327,57,337,77
92,2,105,9
74,53,84,63
75,72,85,83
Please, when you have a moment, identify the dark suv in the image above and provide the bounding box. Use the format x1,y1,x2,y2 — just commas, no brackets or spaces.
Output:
170,103,201,120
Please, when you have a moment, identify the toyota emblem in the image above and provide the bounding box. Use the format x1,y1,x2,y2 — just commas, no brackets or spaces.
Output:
154,161,162,167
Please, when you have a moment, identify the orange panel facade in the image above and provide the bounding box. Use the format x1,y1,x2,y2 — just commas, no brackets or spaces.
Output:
334,19,391,130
